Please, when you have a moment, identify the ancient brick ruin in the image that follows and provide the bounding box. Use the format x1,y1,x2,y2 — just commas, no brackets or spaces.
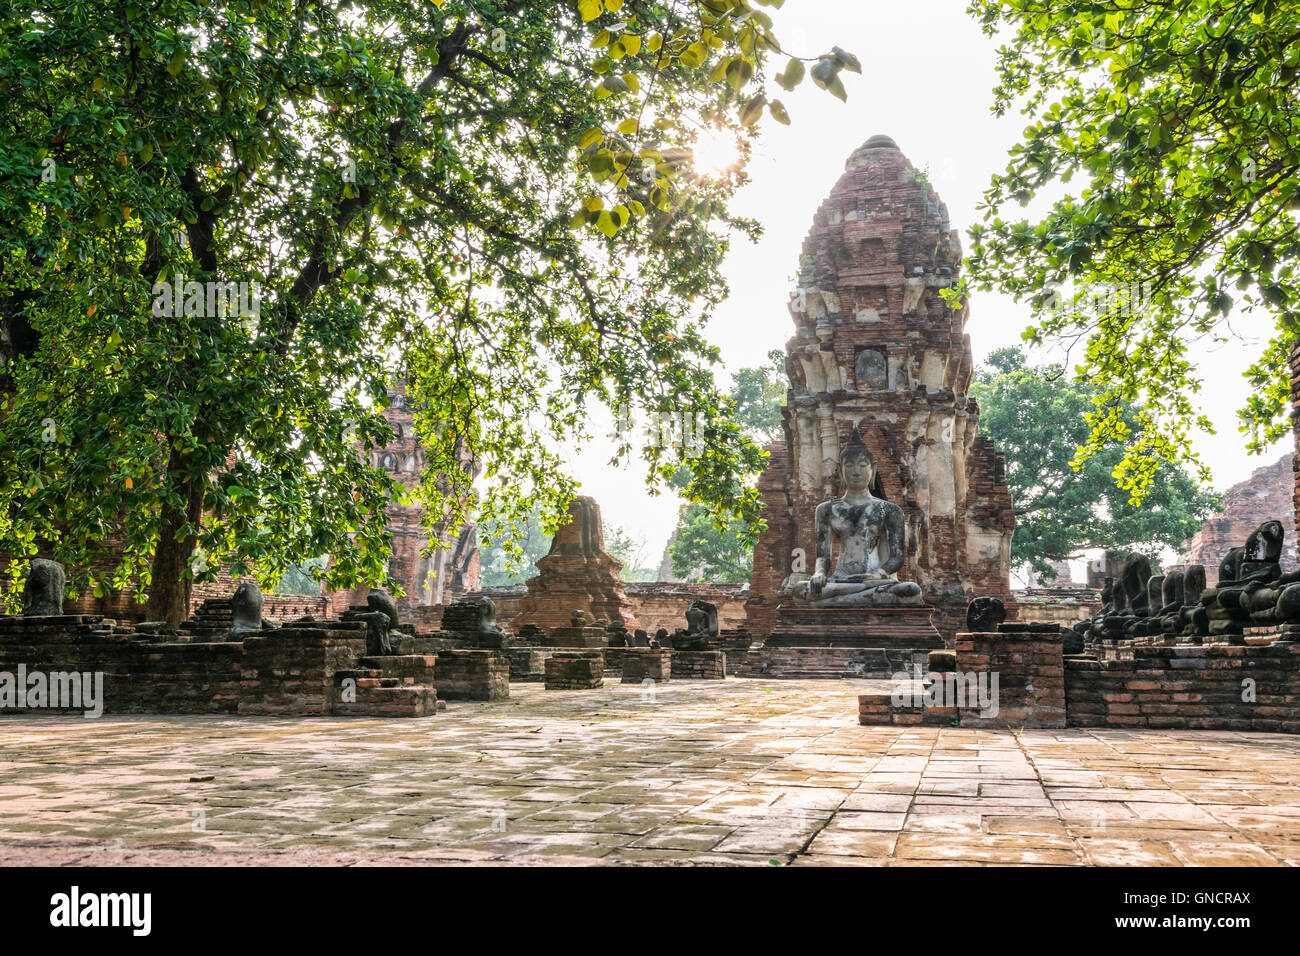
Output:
512,496,640,631
745,135,1017,643
1182,453,1298,584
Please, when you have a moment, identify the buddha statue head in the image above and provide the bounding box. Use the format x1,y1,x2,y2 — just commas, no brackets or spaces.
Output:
840,427,885,498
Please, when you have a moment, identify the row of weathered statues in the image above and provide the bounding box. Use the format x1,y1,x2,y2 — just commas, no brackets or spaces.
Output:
461,600,720,651
12,556,720,655
1076,520,1300,642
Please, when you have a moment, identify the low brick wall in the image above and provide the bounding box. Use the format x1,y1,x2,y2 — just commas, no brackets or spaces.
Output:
0,615,243,714
1064,642,1300,732
858,630,1065,729
239,626,367,715
670,650,726,680
0,615,442,718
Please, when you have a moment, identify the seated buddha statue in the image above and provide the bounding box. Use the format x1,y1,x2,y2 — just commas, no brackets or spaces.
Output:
789,428,922,608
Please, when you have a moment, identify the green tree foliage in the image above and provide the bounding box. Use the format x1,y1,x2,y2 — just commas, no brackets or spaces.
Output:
0,0,858,622
477,507,551,587
605,523,655,581
668,504,752,581
960,0,1300,503
726,347,785,443
271,556,327,596
971,347,1221,579
667,347,786,581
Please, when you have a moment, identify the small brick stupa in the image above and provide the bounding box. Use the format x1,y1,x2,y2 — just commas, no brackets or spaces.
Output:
513,496,640,631
746,135,1017,642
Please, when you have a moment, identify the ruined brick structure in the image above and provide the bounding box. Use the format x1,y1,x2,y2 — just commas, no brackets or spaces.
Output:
327,380,481,615
512,496,640,630
1181,453,1298,585
746,135,1017,642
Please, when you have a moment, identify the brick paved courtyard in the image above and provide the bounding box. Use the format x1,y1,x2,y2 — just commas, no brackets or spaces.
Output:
1,678,1297,866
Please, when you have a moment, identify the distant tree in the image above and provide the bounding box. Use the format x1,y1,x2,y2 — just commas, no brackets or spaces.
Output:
477,508,551,587
727,348,786,444
665,349,786,581
668,505,751,582
605,524,655,581
271,556,327,596
971,347,1222,580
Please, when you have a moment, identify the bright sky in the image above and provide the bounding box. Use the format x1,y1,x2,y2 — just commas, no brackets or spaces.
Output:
561,0,1290,571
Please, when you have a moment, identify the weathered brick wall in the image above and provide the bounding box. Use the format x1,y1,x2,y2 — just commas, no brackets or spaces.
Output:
238,626,368,715
953,630,1065,728
1064,643,1300,733
0,616,447,718
1014,587,1102,625
0,616,243,714
432,649,509,701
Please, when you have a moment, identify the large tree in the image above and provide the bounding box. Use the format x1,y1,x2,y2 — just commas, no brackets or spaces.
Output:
961,0,1300,503
971,347,1220,579
0,0,860,622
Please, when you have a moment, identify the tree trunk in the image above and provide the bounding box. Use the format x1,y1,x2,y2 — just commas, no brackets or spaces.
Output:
145,457,205,628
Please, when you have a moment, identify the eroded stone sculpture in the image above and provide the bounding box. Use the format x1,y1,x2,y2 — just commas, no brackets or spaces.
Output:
359,589,405,655
671,599,719,651
966,596,1006,632
788,428,922,608
228,581,264,637
22,558,65,616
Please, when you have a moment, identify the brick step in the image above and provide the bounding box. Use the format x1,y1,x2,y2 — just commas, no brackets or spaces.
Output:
334,684,439,717
736,646,922,680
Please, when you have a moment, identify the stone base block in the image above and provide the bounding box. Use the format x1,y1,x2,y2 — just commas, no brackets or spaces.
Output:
766,605,943,650
502,647,551,681
434,649,510,701
621,648,671,683
333,683,439,718
545,651,604,689
736,646,923,679
548,627,610,648
670,650,725,680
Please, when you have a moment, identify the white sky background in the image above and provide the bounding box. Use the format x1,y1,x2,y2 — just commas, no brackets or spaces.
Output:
558,0,1290,572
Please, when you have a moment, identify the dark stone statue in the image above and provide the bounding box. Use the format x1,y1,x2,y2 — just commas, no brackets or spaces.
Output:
1121,554,1153,617
367,590,400,629
672,599,719,651
475,597,507,648
21,558,65,616
359,589,404,655
966,596,1006,633
228,581,264,637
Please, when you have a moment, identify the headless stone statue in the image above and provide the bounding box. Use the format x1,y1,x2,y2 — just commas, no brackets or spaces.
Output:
228,581,264,637
360,589,404,655
672,599,719,651
22,559,65,616
475,597,507,648
367,589,400,629
966,596,1006,632
791,428,922,608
